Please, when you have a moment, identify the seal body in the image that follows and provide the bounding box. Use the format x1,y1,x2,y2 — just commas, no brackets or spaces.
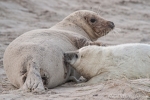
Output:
64,43,150,85
4,29,79,90
3,10,114,93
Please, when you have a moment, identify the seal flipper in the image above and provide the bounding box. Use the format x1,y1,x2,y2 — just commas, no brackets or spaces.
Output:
75,38,89,49
68,76,87,83
21,61,45,93
63,59,80,83
64,61,87,83
75,38,105,49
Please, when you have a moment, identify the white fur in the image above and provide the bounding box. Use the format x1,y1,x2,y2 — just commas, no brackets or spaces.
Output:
72,43,150,85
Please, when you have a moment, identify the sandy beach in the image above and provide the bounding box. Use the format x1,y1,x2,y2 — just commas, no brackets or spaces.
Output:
0,0,150,99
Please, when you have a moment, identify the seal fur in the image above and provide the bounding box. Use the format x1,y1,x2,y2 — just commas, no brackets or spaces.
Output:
3,10,114,93
64,43,150,85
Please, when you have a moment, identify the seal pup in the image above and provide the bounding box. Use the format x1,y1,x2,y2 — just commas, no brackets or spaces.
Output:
64,43,150,86
3,10,114,93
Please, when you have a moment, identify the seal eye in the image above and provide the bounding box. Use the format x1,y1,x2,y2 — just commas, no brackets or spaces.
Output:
90,18,96,23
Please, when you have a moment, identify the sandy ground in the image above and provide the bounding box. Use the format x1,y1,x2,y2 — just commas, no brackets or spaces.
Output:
0,0,150,99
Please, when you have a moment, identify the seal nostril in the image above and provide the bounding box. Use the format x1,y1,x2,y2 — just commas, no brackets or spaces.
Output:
108,21,115,29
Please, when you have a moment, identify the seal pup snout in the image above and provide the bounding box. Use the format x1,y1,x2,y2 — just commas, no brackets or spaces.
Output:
64,51,79,65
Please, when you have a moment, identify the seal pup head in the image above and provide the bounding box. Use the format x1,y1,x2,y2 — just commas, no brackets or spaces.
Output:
55,10,115,41
64,46,103,79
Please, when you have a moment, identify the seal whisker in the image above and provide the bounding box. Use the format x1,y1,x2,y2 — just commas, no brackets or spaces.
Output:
111,28,120,37
111,30,117,37
115,27,121,32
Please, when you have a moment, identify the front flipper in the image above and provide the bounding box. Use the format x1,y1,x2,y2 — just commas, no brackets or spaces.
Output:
64,61,87,83
75,38,105,49
68,76,87,83
74,73,110,87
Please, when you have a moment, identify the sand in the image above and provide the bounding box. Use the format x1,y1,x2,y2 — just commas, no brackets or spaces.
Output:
0,0,150,99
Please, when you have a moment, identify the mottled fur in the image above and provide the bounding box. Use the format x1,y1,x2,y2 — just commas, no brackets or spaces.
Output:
3,10,114,93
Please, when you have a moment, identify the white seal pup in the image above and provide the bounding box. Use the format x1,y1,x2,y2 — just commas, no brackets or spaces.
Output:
3,10,114,93
64,43,150,85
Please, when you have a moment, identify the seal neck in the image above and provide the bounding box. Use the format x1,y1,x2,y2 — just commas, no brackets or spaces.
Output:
50,20,92,40
73,19,98,41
